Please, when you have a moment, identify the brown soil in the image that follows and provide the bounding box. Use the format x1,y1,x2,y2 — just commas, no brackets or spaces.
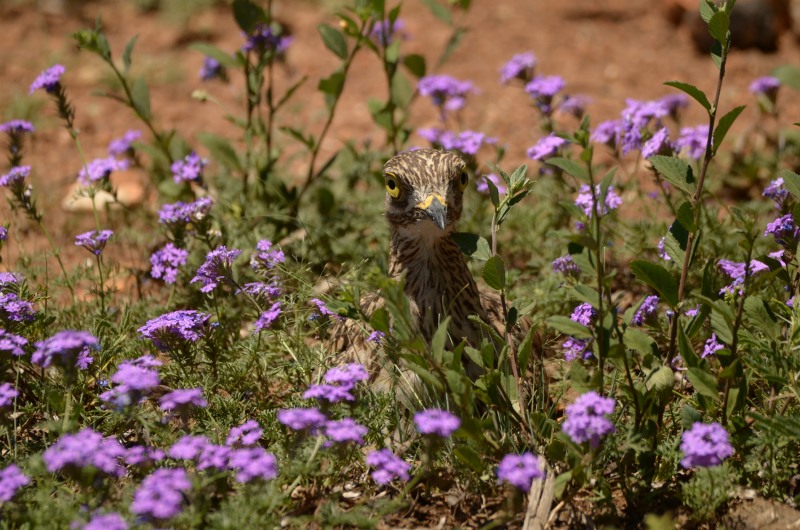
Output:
1,0,800,527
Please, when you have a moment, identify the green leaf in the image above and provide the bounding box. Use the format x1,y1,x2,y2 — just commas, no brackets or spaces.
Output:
546,316,592,339
280,126,315,150
190,42,239,69
545,157,589,182
122,34,138,73
707,11,730,44
645,364,675,394
664,81,712,111
664,218,689,264
712,105,745,155
482,255,505,291
403,54,426,78
570,285,599,308
131,77,151,120
631,260,679,307
485,176,500,208
744,296,778,341
437,27,465,67
430,317,450,365
451,232,492,260
453,445,483,473
649,155,695,195
676,201,696,232
275,75,308,110
196,132,243,173
318,71,345,108
699,0,715,23
420,0,452,24
623,328,657,356
707,299,734,344
778,169,800,199
318,24,348,59
232,0,267,34
681,404,703,430
686,367,719,400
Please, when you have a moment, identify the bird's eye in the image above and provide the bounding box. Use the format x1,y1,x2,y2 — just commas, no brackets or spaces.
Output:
385,177,401,198
458,172,468,190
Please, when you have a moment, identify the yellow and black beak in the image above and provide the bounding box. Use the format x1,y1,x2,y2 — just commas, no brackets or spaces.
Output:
416,193,447,230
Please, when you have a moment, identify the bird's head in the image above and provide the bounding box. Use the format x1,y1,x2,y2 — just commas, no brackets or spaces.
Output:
383,149,468,237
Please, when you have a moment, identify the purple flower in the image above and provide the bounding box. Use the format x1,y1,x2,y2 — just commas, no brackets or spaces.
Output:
30,64,65,94
99,356,161,409
159,388,207,412
0,329,28,357
226,419,263,447
369,18,407,45
563,337,592,361
138,310,211,352
228,447,277,483
366,449,410,484
416,128,496,156
32,330,98,371
158,197,214,227
171,152,207,183
681,422,734,468
570,302,596,327
562,391,616,448
476,173,507,195
168,435,210,460
77,157,129,186
42,428,126,477
367,330,385,344
324,363,369,386
418,75,476,116
413,409,460,437
253,301,282,333
574,184,622,217
765,214,799,248
641,128,673,158
0,166,30,193
81,513,128,530
703,333,724,358
500,52,537,84
242,24,292,54
632,295,659,326
527,133,568,161
496,452,545,492
277,407,327,431
324,418,368,445
718,259,768,296
764,177,788,205
591,120,621,148
675,125,709,160
657,237,671,261
124,446,165,467
197,443,231,472
238,281,282,302
524,75,565,99
75,229,113,256
191,246,242,293
0,383,19,408
559,94,590,119
0,464,30,502
310,297,342,320
107,130,142,156
749,76,780,99
0,120,35,134
199,56,223,81
251,239,286,273
303,383,355,403
0,292,35,324
150,243,188,284
0,294,25,321
131,468,192,521
0,227,6,241
658,93,689,119
552,255,580,276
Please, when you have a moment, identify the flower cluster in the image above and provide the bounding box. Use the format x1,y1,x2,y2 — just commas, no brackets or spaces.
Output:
0,291,35,324
138,310,211,352
0,464,30,502
680,422,734,468
718,258,769,297
702,333,724,358
77,156,129,186
159,388,208,413
30,64,65,94
80,513,128,530
562,303,596,361
171,152,207,183
369,17,407,46
418,75,475,118
574,184,623,218
99,355,162,410
0,383,19,408
199,56,223,81
631,295,659,326
413,408,460,437
527,133,567,161
499,51,537,84
158,197,214,228
131,468,192,521
0,165,30,195
525,74,565,114
303,362,368,403
0,328,28,357
417,128,497,157
765,214,799,251
251,239,286,273
42,428,127,477
763,177,788,207
366,449,410,485
32,330,98,372
562,391,616,448
476,173,507,195
552,254,580,276
496,452,545,492
242,24,292,55
149,243,189,284
191,246,242,293
107,129,141,156
75,229,113,256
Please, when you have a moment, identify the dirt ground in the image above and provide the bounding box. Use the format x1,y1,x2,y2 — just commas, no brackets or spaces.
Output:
1,0,800,527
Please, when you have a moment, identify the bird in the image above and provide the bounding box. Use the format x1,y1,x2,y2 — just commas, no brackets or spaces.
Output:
333,148,522,385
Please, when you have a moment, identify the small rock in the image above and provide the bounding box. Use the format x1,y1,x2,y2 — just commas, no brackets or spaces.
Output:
62,169,148,212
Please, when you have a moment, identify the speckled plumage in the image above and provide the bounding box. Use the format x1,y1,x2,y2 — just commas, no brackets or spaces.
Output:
338,149,516,383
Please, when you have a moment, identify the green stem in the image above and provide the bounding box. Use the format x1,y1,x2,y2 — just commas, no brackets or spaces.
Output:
95,253,106,316
37,220,75,303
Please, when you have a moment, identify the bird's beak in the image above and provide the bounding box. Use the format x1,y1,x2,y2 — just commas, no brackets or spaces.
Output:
416,193,447,230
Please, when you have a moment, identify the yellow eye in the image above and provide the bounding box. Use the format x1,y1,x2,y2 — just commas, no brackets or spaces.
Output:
385,176,401,198
458,171,468,190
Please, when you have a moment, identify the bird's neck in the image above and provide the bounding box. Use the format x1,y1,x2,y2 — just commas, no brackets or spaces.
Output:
388,225,485,342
